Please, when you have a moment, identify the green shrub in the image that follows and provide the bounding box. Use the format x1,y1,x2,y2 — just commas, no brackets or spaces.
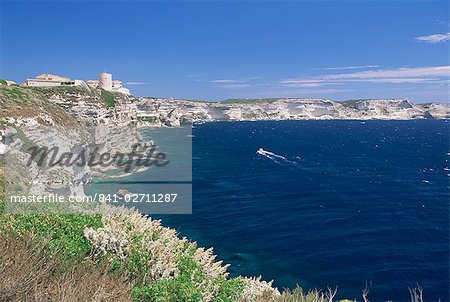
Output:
214,277,245,302
101,89,116,107
132,267,245,302
132,256,207,302
1,213,102,261
0,87,28,101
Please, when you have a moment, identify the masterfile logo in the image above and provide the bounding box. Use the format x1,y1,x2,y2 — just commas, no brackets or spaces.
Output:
3,125,192,214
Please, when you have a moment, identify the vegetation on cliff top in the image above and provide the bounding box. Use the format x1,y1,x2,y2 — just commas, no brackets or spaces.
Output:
0,84,128,114
0,86,82,126
101,89,117,107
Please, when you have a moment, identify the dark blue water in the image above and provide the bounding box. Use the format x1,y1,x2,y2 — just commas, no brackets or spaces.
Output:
90,120,448,301
150,120,449,301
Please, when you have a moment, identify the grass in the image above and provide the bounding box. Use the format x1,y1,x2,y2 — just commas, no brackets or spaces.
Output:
0,234,133,302
29,85,92,95
0,87,29,102
0,166,101,262
0,168,128,301
101,89,116,107
0,213,102,261
0,87,81,126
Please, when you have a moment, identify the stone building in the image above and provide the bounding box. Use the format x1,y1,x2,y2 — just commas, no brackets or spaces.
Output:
26,74,84,87
87,72,130,95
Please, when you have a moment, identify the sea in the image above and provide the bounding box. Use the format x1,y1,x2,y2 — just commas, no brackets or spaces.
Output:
93,120,450,301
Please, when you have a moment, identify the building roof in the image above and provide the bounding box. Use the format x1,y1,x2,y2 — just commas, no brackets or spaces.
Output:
35,74,71,81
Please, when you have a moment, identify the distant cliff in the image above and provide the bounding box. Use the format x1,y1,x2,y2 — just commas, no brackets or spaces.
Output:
1,85,448,128
135,97,449,126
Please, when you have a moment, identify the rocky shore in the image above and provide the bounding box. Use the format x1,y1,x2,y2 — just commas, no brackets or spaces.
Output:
135,97,449,126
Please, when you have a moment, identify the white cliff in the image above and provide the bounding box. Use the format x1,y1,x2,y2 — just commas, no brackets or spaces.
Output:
134,97,450,125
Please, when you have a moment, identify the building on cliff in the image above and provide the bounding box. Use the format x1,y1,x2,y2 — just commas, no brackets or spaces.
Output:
25,74,86,88
25,72,131,95
87,72,130,95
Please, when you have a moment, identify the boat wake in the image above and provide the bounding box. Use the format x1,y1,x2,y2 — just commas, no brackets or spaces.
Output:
256,148,298,165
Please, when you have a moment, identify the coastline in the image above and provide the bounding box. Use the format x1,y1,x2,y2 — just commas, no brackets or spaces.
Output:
1,84,448,301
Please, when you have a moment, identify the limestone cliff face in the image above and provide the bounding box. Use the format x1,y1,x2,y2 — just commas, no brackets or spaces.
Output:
135,97,450,125
3,86,447,127
0,86,142,205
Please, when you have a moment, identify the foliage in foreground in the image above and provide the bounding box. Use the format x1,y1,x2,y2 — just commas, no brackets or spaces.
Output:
0,170,430,302
0,234,133,302
0,193,351,302
84,205,243,301
0,213,102,261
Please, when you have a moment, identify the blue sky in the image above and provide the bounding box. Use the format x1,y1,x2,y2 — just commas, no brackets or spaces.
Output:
1,1,449,102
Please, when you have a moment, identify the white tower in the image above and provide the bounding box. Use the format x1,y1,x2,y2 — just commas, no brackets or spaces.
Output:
99,72,113,91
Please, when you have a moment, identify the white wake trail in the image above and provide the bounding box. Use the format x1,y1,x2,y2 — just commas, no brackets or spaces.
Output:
256,148,298,165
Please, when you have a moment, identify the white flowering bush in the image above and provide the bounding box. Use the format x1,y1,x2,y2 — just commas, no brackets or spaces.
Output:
193,247,230,279
237,276,281,302
84,223,128,260
81,205,350,302
83,205,241,301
